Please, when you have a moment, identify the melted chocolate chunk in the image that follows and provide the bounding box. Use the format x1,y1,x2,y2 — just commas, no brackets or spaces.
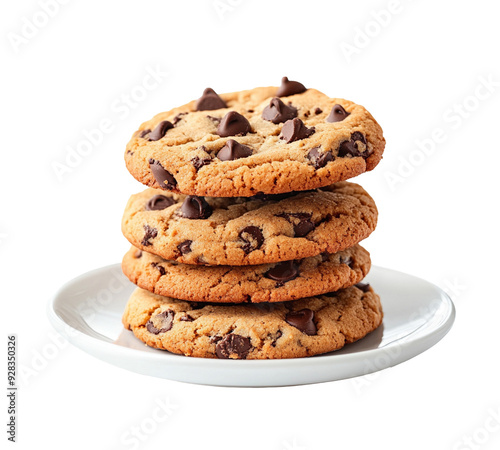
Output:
191,156,212,171
133,250,143,258
339,255,353,267
180,196,212,219
252,191,298,202
146,195,176,211
146,310,174,334
217,139,253,161
215,334,252,359
180,314,194,322
338,132,368,158
139,129,151,138
141,225,158,246
148,120,173,141
277,213,315,237
271,330,283,347
239,226,264,253
355,282,371,293
196,88,227,111
262,97,298,124
285,309,317,335
279,118,315,143
307,147,334,169
151,262,166,276
149,159,177,190
293,218,315,237
177,240,192,255
314,107,323,115
217,111,251,137
351,131,366,144
266,260,300,286
277,77,307,97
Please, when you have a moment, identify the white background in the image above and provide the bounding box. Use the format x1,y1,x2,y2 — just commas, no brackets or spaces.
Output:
2,0,500,449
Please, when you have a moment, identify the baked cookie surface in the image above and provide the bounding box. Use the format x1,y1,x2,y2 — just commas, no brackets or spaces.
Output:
122,284,383,359
121,181,377,266
125,78,385,197
122,244,370,303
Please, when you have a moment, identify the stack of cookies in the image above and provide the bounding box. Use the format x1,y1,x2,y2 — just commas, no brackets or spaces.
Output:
121,78,385,360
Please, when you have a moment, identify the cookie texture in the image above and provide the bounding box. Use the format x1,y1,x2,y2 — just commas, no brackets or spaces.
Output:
124,82,385,197
122,244,370,303
122,284,383,359
121,181,377,266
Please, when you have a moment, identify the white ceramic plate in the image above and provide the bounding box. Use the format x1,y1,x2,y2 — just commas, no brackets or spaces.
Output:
48,264,455,387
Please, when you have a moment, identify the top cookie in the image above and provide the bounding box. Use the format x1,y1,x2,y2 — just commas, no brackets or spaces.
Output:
125,77,385,197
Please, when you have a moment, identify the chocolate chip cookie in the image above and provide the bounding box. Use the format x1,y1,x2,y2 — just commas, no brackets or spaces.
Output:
122,283,383,359
121,181,377,266
125,77,385,197
122,244,370,303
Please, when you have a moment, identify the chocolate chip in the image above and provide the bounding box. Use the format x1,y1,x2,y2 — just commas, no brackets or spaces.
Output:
149,159,177,190
266,260,299,286
180,314,194,322
146,195,176,211
151,262,166,276
351,131,366,144
180,196,212,219
146,310,174,334
277,77,307,97
196,88,227,111
356,282,371,292
339,255,353,267
172,112,188,125
307,146,334,169
285,309,317,335
277,213,315,237
252,191,298,202
314,107,323,115
148,121,173,141
294,218,315,237
338,132,368,158
271,330,282,347
279,118,315,143
262,97,298,124
139,129,151,138
133,250,143,258
177,240,192,255
217,139,253,161
239,226,264,253
210,335,223,344
141,225,158,246
215,334,252,359
326,104,350,123
217,111,251,137
338,140,358,157
191,156,212,171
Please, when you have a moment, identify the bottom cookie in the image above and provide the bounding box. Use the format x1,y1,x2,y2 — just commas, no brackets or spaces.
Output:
122,284,383,360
